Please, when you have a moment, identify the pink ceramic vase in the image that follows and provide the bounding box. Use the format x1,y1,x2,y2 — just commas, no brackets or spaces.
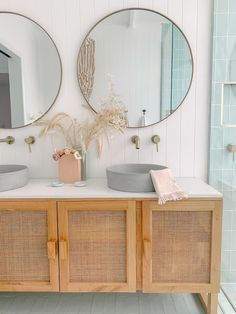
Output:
58,154,81,183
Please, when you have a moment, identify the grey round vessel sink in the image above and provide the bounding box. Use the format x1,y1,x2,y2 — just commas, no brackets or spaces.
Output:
0,165,29,192
106,163,167,192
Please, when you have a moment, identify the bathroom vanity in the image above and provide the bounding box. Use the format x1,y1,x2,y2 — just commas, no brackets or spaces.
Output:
0,178,222,314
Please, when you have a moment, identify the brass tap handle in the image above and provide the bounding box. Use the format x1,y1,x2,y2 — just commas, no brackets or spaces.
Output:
152,135,160,152
227,144,236,161
24,136,35,152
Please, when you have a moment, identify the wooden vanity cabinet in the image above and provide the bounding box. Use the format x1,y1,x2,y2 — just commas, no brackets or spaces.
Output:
0,197,222,313
58,200,136,292
0,200,59,291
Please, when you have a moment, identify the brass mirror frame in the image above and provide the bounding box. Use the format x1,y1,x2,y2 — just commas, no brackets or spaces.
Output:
0,11,63,129
77,8,194,128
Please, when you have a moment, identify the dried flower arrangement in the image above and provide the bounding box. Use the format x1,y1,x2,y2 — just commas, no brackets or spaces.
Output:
36,82,127,160
52,148,81,161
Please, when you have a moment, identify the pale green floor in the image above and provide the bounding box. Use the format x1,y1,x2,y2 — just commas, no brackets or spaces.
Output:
222,284,236,311
0,293,206,314
219,286,236,313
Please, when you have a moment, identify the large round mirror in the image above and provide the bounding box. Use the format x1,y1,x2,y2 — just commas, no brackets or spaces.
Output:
0,12,62,129
78,9,193,128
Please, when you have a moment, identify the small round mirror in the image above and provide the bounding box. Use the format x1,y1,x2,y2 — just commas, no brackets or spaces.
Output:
78,8,193,128
0,12,62,129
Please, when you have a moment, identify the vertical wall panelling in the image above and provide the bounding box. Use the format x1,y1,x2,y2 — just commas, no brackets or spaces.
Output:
165,0,183,176
108,0,122,11
109,0,126,167
151,0,168,168
138,0,153,9
123,0,138,8
151,0,168,14
136,0,154,165
180,0,198,177
194,0,213,179
0,0,212,180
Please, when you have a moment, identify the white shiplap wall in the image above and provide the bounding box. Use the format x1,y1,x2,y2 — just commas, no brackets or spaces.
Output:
0,0,212,180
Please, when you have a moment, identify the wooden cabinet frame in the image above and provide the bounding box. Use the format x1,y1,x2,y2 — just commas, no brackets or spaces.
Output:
0,200,59,292
142,199,222,314
58,200,136,292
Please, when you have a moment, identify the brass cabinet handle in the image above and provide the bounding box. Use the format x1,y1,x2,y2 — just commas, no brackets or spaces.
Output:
59,240,68,260
47,240,56,260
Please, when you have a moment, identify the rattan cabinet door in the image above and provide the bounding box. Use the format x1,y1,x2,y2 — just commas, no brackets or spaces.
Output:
142,200,222,293
58,200,136,292
0,201,59,291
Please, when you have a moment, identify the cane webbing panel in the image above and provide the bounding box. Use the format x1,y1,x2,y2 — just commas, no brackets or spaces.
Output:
152,211,211,283
0,210,49,281
68,210,127,283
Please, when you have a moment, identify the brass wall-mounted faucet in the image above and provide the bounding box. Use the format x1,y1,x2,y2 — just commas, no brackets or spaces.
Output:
0,136,15,144
25,136,36,152
131,135,140,149
227,144,236,161
152,135,160,152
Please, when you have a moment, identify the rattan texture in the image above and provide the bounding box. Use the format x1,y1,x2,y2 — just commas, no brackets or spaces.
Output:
0,210,49,281
68,210,127,283
152,211,211,283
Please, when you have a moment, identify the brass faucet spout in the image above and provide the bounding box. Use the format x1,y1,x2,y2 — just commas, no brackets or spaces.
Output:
0,136,15,144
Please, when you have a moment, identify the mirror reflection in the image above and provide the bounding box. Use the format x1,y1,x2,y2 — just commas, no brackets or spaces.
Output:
0,13,62,129
78,9,193,127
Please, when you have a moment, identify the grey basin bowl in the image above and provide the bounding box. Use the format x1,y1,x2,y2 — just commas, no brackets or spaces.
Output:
0,165,29,192
106,163,167,192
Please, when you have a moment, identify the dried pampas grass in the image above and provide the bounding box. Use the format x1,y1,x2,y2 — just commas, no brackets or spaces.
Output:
35,84,127,157
78,103,127,156
36,112,79,149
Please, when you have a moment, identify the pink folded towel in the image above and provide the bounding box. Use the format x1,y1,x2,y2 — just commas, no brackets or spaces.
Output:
150,168,188,205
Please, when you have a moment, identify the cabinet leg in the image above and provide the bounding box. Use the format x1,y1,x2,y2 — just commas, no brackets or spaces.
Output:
207,293,218,314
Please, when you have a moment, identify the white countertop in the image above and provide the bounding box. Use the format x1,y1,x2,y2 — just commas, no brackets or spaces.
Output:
0,177,222,199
